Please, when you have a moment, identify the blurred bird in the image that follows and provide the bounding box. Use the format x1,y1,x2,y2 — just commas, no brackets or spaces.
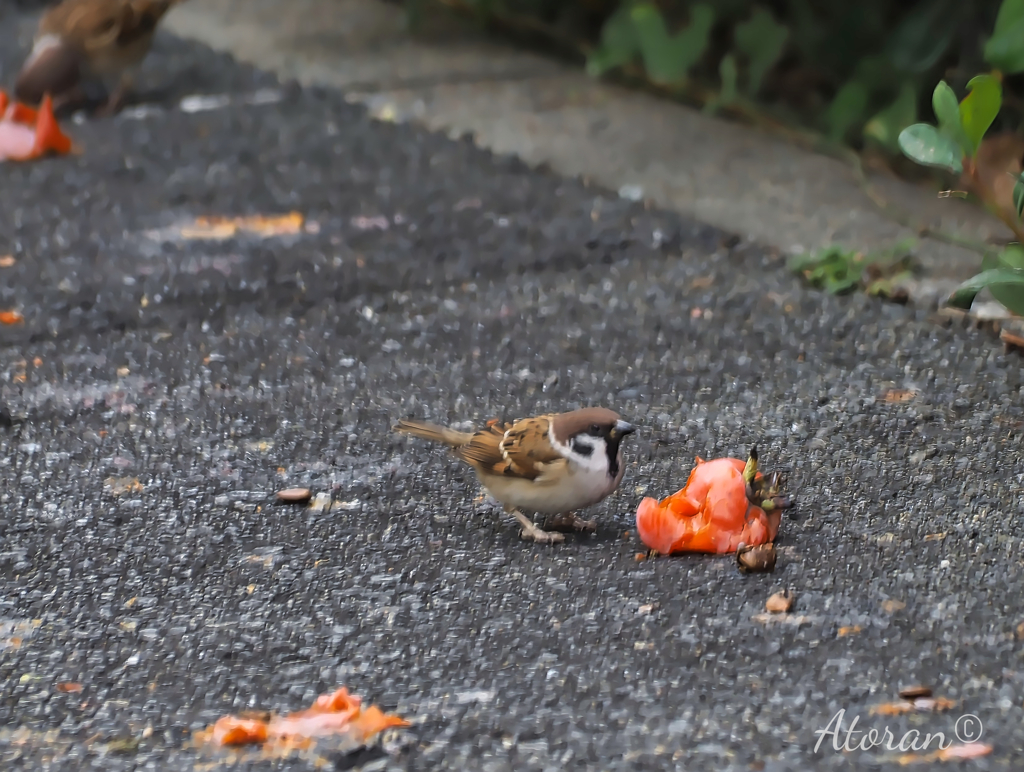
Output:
395,407,635,544
14,0,187,115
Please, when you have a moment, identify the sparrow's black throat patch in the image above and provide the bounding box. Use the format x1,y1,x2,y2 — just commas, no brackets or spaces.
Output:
605,436,622,477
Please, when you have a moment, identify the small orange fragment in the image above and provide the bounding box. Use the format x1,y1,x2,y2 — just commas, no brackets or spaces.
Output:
207,686,408,748
0,92,73,162
212,716,269,745
55,682,83,693
884,389,916,403
0,255,15,267
0,310,24,325
937,742,992,760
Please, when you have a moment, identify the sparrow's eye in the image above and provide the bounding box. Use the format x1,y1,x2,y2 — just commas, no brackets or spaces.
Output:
589,423,602,435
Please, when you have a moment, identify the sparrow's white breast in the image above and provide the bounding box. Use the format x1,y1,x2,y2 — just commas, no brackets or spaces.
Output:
476,452,625,514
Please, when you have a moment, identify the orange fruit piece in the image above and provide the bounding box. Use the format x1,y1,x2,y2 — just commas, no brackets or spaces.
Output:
635,457,781,554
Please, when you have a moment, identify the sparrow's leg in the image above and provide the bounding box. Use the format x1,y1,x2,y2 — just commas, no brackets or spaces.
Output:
96,75,133,117
51,86,89,115
543,512,597,533
508,509,565,544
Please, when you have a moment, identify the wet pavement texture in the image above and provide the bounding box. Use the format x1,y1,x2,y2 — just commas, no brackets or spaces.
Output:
1,5,1023,771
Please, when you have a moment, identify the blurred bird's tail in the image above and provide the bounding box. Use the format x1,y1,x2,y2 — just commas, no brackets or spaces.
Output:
393,419,473,448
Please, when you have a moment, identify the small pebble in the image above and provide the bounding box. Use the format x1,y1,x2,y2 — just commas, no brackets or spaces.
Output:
276,488,312,503
765,590,794,613
899,685,933,700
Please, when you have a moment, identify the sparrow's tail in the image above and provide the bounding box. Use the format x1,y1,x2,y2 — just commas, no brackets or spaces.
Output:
393,419,473,448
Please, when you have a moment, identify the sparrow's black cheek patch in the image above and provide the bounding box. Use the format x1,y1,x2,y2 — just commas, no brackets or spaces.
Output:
571,439,594,457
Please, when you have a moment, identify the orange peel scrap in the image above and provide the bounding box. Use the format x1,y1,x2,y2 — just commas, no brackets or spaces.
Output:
897,741,992,764
204,686,408,749
0,91,73,162
871,696,956,716
178,212,304,240
636,451,785,555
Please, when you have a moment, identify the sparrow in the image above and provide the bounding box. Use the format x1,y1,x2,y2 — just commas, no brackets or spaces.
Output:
394,407,636,544
14,0,187,115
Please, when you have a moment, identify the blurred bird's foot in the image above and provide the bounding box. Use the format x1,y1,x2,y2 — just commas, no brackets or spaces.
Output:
51,87,88,115
95,90,126,117
510,510,564,544
543,512,597,533
95,77,132,117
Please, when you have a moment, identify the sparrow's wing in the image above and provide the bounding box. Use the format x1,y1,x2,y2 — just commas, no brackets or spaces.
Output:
40,0,129,50
116,0,183,46
456,417,564,480
39,0,182,52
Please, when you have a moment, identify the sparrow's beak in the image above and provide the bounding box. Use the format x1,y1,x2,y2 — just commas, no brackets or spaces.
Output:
610,420,635,438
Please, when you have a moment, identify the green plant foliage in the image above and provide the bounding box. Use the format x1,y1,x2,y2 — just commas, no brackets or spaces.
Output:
826,81,870,142
631,3,714,86
704,53,738,114
789,241,916,297
959,74,1002,156
1014,171,1024,218
948,246,1024,314
984,0,1024,73
885,0,957,74
788,246,864,294
931,81,972,156
863,82,918,152
586,5,640,77
897,123,963,174
733,7,789,95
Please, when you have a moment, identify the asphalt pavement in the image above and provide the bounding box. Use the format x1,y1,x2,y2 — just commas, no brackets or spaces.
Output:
1,5,1023,770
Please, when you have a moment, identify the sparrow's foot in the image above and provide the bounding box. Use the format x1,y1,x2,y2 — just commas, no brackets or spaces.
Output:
51,87,89,115
95,90,127,117
510,510,565,544
543,512,597,533
95,77,132,117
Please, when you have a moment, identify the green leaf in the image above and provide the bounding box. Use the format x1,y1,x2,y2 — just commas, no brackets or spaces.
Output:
864,82,918,152
931,81,971,156
631,3,714,86
948,265,1024,313
734,7,789,95
1014,172,1024,219
720,54,738,104
985,0,1024,73
998,244,1024,269
586,5,640,76
959,74,1002,156
994,0,1024,33
852,54,897,92
898,123,963,174
705,54,739,115
825,80,869,142
885,0,956,75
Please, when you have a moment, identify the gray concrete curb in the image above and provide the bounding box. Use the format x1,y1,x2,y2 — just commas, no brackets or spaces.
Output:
161,0,1010,305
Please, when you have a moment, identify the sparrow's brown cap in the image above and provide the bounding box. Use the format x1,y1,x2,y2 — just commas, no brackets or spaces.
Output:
550,407,633,444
